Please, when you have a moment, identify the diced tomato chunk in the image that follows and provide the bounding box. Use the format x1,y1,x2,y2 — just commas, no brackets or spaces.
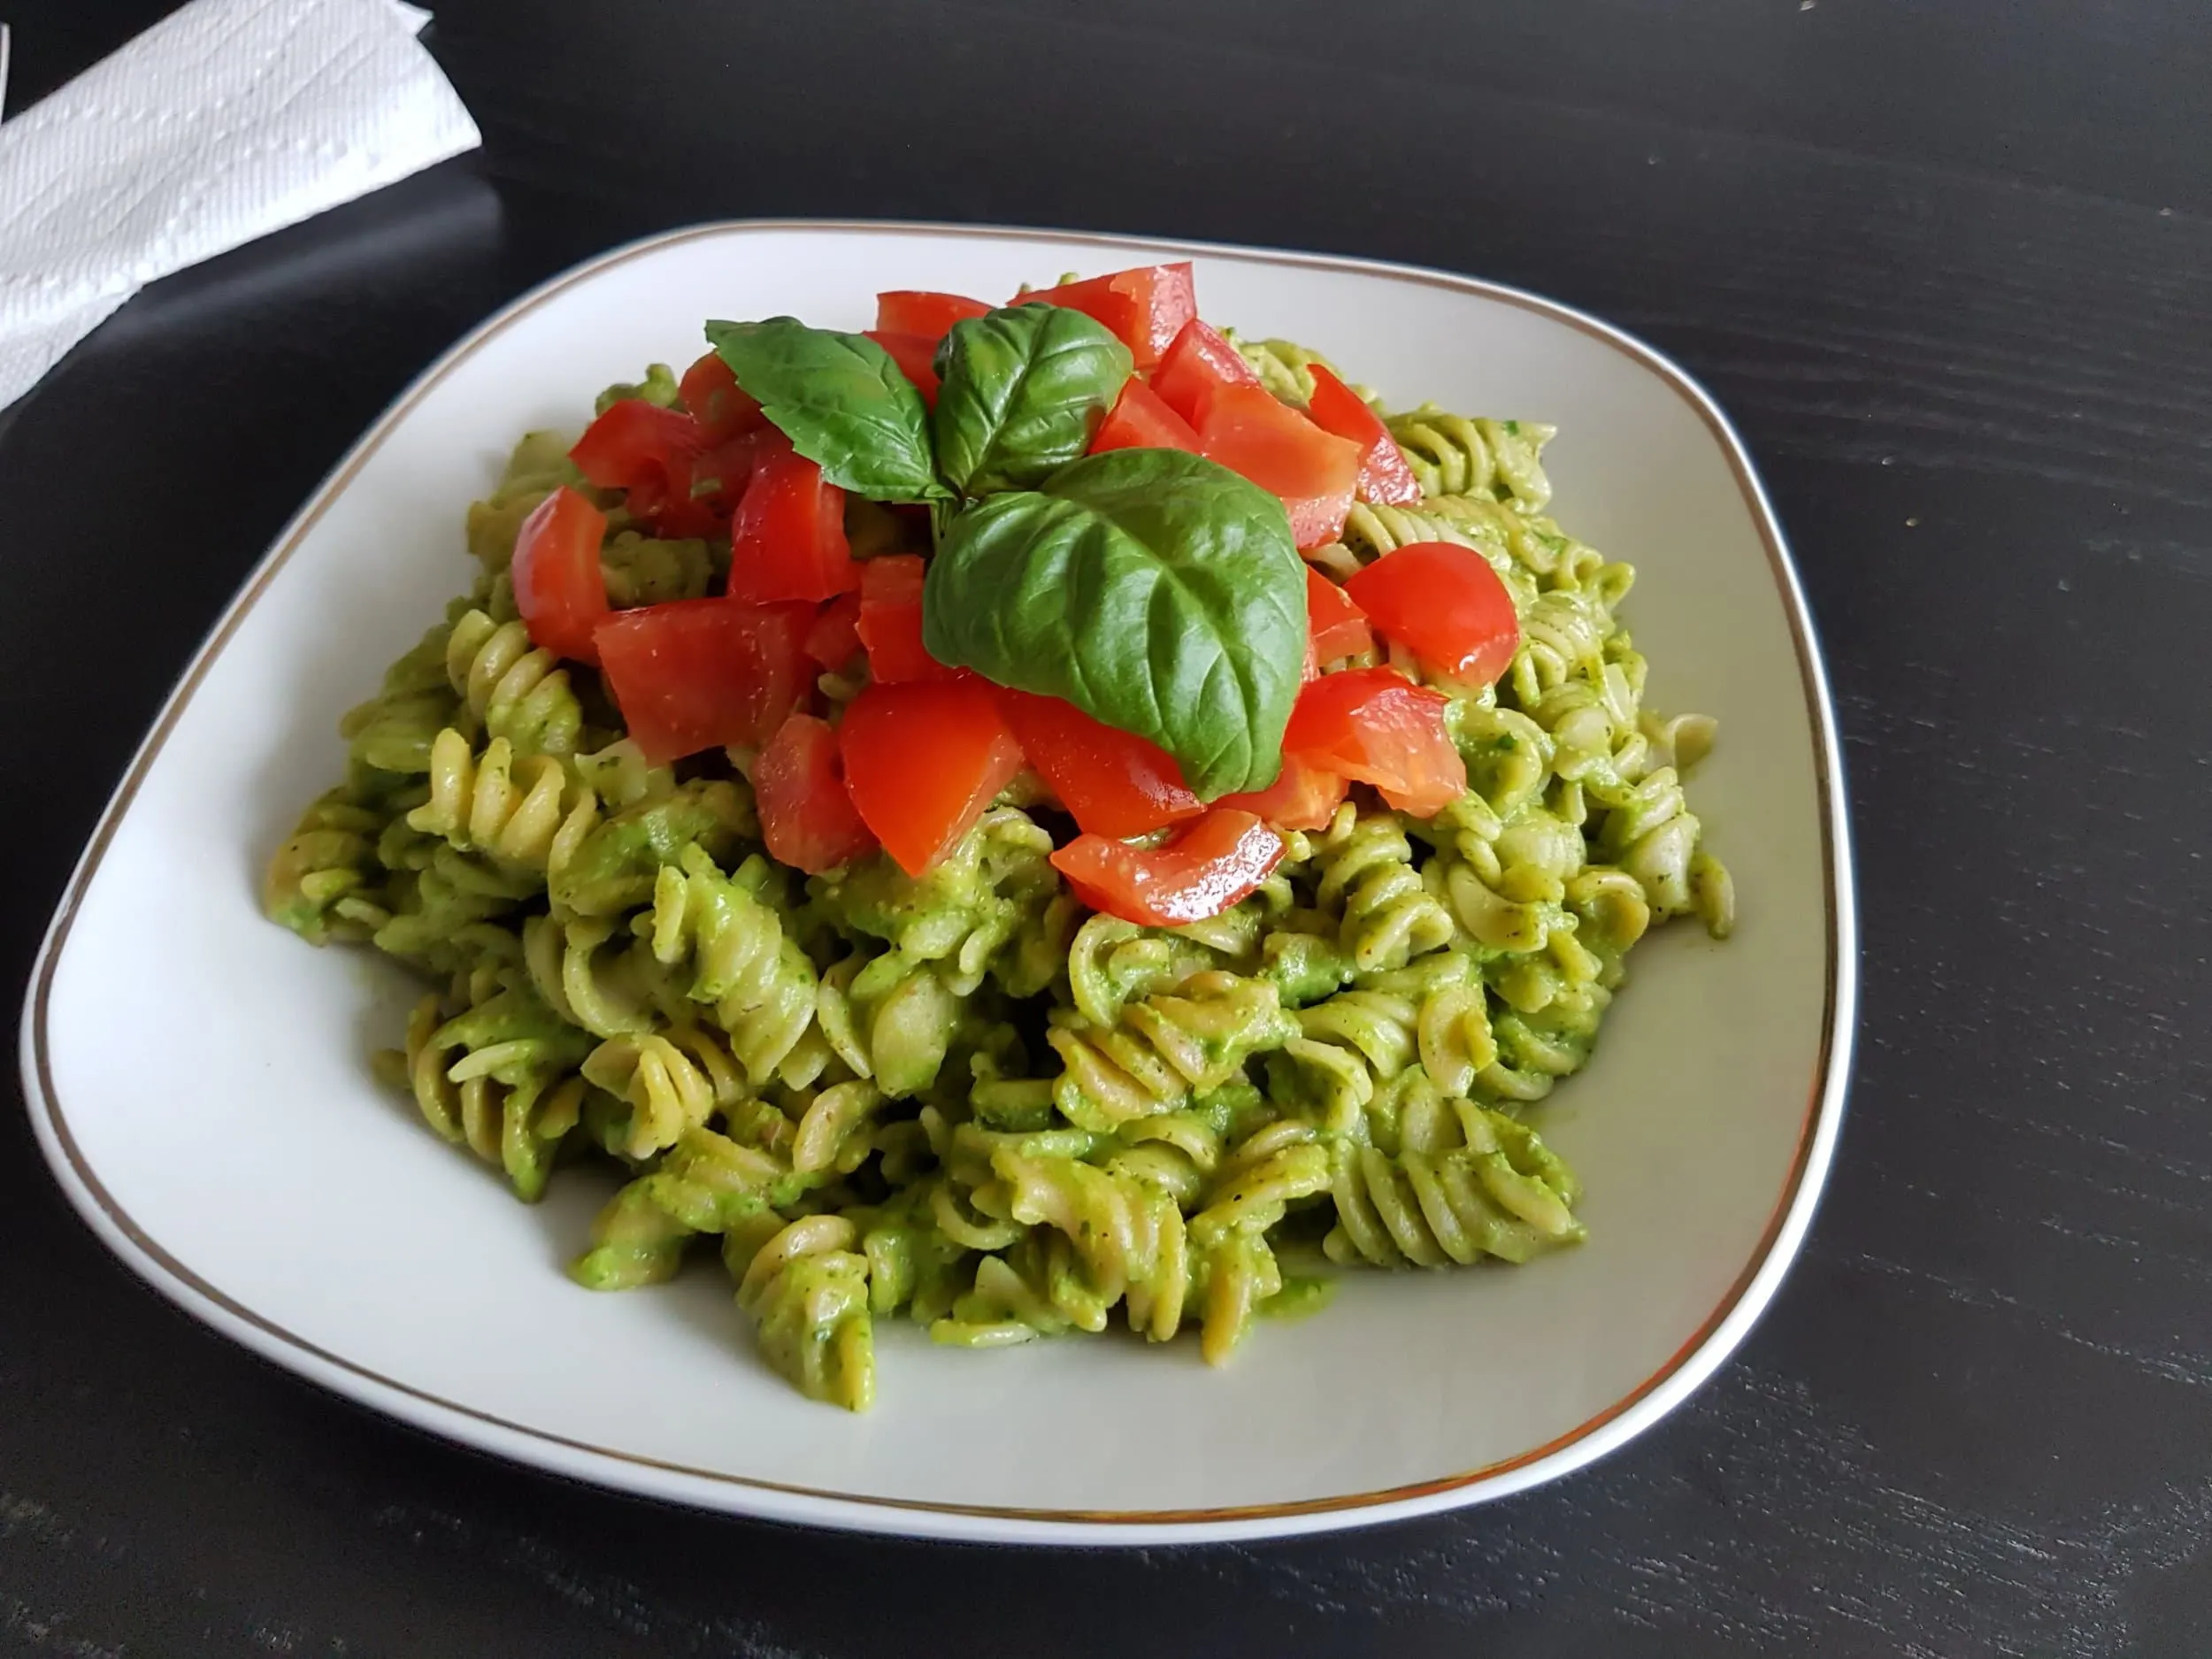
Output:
1052,810,1285,927
839,678,1026,875
571,398,706,494
863,330,941,407
1281,666,1467,817
995,689,1203,838
804,592,864,670
855,554,954,684
1305,565,1371,664
1216,752,1350,833
571,397,720,537
874,290,993,342
1196,384,1362,550
755,713,879,874
1343,542,1520,687
1303,363,1423,507
594,600,814,764
727,441,859,604
1150,319,1262,427
1015,262,1194,369
1088,378,1202,456
511,486,611,665
678,352,766,445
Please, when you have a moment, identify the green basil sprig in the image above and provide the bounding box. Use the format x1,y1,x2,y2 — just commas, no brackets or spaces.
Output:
932,305,1133,498
922,449,1306,800
704,318,949,503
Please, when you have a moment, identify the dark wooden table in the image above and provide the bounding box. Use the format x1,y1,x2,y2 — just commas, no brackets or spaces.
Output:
5,3,2208,1653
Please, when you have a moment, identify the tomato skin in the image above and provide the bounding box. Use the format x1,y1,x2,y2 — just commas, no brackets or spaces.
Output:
571,397,721,536
1151,319,1261,426
570,398,707,493
874,290,993,342
863,330,941,407
1052,810,1285,927
727,442,859,604
1017,262,1195,369
1215,752,1349,833
511,486,611,665
1343,541,1521,687
840,679,1026,875
995,688,1203,838
1305,565,1371,664
678,351,766,445
755,713,880,874
1088,378,1202,455
594,599,815,764
855,554,954,683
1303,363,1423,507
1196,384,1362,550
1282,666,1468,817
803,592,863,670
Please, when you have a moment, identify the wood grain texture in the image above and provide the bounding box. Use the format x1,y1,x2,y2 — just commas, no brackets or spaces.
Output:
2,2,2208,1654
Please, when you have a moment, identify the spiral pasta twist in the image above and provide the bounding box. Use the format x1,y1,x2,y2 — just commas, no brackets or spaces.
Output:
264,788,388,944
643,846,821,1084
1307,805,1456,972
733,1215,875,1411
580,1026,749,1161
407,727,602,880
1384,407,1555,512
989,1147,1191,1341
1325,1103,1582,1269
814,807,1061,996
443,608,584,757
570,1123,822,1290
549,780,755,918
402,981,591,1200
1048,970,1296,1133
338,617,463,777
815,950,960,1099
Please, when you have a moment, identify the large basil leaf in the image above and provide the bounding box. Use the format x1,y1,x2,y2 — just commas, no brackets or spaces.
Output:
932,305,1133,497
922,449,1305,799
703,318,949,503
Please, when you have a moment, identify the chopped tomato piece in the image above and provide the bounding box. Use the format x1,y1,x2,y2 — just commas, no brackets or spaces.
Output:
1196,384,1362,550
1305,565,1371,664
1052,810,1285,927
570,398,707,495
1150,319,1262,427
1304,363,1422,507
1016,262,1195,369
1217,752,1350,833
727,441,859,604
1282,666,1467,817
855,554,954,684
572,397,720,537
678,351,766,445
511,486,611,665
755,713,879,874
839,679,1026,876
804,592,863,670
995,689,1203,839
687,428,773,515
1344,542,1520,687
874,290,993,342
863,330,941,407
1088,378,1202,456
594,600,814,764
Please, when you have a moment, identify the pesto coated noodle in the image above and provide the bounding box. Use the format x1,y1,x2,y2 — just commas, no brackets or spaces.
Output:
265,285,1732,1410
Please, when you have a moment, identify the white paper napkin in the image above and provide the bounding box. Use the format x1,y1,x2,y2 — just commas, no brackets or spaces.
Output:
0,0,480,412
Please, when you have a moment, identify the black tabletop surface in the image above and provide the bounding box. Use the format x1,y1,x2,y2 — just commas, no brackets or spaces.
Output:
4,3,2209,1654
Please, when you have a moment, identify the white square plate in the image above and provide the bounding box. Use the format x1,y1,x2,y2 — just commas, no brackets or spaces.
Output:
20,222,1853,1544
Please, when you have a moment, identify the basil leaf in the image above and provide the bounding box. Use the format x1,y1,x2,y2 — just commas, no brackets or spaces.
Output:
703,318,949,503
922,449,1305,800
932,305,1133,497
